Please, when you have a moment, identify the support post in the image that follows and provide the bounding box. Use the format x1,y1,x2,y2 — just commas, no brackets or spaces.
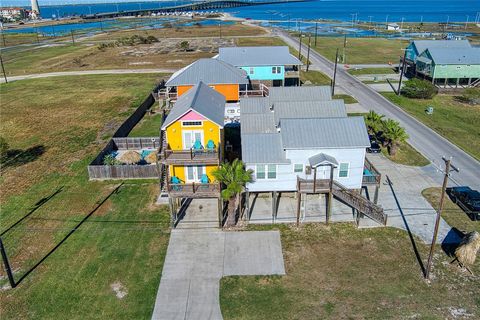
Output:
425,157,459,279
296,192,301,226
298,30,303,62
342,34,347,64
314,22,318,46
313,167,317,193
169,197,175,228
245,190,250,222
0,237,15,288
397,49,407,96
0,54,7,84
306,34,311,72
272,192,277,223
218,198,223,228
327,164,334,224
331,48,339,97
374,185,379,204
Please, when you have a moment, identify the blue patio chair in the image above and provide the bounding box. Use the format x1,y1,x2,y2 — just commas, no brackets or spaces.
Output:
171,176,182,191
192,140,203,156
200,174,209,184
206,140,216,152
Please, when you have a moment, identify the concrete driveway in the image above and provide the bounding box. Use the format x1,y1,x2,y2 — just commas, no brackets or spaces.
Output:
151,199,285,320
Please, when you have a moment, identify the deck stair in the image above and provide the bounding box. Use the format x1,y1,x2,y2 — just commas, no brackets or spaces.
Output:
331,181,387,225
158,128,168,194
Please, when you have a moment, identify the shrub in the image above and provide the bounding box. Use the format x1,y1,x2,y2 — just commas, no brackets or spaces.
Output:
458,88,480,105
401,78,438,99
103,153,120,165
178,40,189,52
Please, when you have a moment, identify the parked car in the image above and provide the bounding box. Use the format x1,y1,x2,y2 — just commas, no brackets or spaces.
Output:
367,139,381,153
446,186,480,221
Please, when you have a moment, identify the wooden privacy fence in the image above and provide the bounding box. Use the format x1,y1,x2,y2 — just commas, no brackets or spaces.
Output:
88,163,158,180
112,137,161,150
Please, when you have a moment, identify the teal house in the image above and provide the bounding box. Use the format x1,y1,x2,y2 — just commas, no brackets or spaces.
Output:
217,46,302,87
405,40,471,63
415,47,480,87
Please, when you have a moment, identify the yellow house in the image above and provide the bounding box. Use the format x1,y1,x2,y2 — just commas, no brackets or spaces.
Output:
165,58,249,102
160,82,225,184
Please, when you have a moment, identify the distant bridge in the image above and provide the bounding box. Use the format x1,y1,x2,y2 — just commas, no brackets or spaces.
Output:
84,0,307,19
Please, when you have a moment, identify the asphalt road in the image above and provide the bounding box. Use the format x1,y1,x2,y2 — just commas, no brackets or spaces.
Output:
277,30,480,189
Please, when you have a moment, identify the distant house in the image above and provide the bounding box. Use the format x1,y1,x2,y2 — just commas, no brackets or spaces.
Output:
0,7,26,20
386,23,400,31
415,47,480,87
217,46,302,87
164,58,249,102
160,82,224,197
405,40,471,63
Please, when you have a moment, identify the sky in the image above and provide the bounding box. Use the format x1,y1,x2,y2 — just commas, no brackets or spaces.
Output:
1,0,174,6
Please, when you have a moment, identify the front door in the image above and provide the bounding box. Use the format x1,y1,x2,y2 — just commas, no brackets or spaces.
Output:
185,165,205,183
182,130,203,149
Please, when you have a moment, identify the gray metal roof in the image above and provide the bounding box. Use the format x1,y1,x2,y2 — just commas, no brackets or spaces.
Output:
280,117,370,149
269,86,332,102
240,113,276,134
411,40,471,55
426,47,480,65
217,46,302,67
161,81,225,129
273,100,347,124
165,58,249,86
241,133,290,164
240,97,270,114
308,153,339,168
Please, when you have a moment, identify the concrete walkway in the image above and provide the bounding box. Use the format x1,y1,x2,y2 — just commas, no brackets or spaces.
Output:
367,154,461,244
151,200,285,320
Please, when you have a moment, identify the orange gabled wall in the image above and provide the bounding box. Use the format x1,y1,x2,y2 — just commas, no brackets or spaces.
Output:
177,84,239,101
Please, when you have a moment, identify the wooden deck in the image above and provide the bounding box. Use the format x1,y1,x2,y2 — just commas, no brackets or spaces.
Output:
362,157,381,186
297,178,331,194
166,182,221,198
159,148,220,165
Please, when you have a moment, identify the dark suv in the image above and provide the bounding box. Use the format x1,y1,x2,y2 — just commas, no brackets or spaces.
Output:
446,186,480,221
367,136,381,153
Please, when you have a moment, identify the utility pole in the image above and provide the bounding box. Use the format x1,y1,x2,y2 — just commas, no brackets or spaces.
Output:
314,21,318,46
342,34,347,64
306,34,311,72
425,157,459,280
298,30,303,61
397,49,408,95
71,30,75,45
0,54,7,83
0,237,15,288
331,48,339,96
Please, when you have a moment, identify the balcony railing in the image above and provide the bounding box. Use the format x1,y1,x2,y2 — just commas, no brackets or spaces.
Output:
166,182,221,198
159,147,221,165
285,70,300,78
155,88,177,100
297,178,331,193
239,83,269,97
362,157,381,185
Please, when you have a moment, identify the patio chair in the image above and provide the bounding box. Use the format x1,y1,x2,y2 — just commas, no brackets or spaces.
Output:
171,176,182,191
192,140,203,156
206,140,216,152
199,174,210,191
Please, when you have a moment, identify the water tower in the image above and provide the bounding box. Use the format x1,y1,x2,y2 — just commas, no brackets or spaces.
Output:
31,0,41,19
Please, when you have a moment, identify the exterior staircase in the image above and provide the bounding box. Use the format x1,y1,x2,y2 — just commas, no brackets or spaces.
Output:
332,181,387,225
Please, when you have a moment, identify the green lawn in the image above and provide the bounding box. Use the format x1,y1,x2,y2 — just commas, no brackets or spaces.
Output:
129,113,163,137
383,93,480,161
303,36,408,64
0,75,170,319
220,224,480,319
348,67,397,75
381,141,430,167
300,70,331,85
333,94,358,104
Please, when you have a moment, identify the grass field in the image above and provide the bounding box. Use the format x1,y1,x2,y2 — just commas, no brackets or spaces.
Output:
129,113,163,137
348,67,397,75
383,93,480,161
220,224,480,319
303,37,408,64
0,75,171,319
381,141,430,167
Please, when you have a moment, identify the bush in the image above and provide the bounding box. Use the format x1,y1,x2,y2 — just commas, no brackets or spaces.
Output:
458,88,480,105
401,78,438,99
178,40,189,51
103,153,120,165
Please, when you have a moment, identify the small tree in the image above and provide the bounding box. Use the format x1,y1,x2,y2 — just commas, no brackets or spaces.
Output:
212,159,253,227
364,111,384,135
382,119,409,156
179,40,189,52
401,78,438,99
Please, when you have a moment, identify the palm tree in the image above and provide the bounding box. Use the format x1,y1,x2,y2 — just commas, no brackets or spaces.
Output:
212,159,253,227
382,119,409,156
364,111,385,135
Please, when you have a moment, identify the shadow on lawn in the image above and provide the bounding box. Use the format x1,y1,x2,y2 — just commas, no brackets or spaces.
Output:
385,175,427,277
3,184,123,288
0,145,46,171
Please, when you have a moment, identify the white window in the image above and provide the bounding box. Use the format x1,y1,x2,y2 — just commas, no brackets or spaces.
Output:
267,165,277,179
249,67,254,74
272,66,281,74
182,121,202,126
338,163,349,178
256,165,265,179
294,164,303,173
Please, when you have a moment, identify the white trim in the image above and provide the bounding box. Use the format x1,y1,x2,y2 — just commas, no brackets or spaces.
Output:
338,162,350,178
